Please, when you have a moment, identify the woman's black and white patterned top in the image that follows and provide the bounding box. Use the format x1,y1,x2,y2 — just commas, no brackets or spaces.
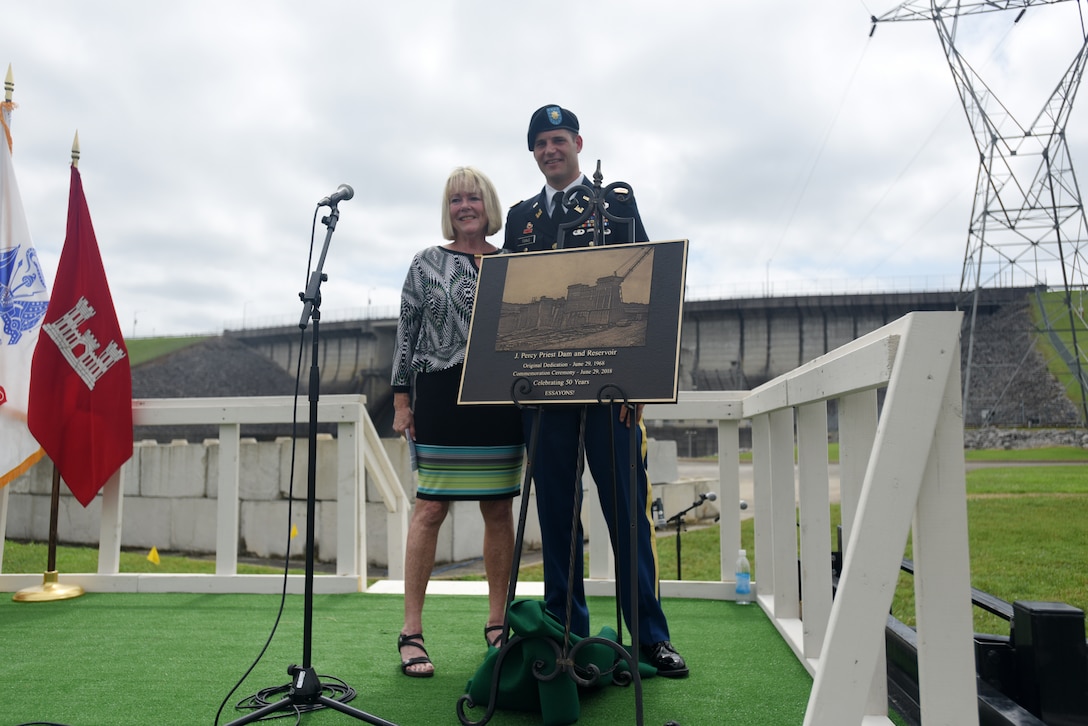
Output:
391,246,504,392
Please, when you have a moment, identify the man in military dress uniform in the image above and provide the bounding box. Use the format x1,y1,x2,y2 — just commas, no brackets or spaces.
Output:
505,107,647,253
504,104,688,678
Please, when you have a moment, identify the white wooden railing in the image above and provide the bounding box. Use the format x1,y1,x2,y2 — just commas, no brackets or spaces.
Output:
746,311,974,726
1,312,979,725
0,395,409,594
644,311,977,725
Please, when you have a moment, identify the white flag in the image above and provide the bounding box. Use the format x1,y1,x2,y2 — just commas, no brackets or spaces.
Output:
0,101,49,487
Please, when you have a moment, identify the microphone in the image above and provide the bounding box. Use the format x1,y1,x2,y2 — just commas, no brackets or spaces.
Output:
695,491,718,505
317,184,354,207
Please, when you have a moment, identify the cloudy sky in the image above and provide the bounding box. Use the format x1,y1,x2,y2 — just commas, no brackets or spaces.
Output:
3,1,1085,337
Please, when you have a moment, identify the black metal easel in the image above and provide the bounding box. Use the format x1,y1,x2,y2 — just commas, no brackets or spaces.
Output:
456,385,646,726
457,165,680,726
225,190,396,726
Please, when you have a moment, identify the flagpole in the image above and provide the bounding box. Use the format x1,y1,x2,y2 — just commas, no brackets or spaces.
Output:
13,133,86,603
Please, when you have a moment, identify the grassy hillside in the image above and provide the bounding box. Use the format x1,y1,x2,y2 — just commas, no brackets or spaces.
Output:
125,335,210,367
1031,289,1088,413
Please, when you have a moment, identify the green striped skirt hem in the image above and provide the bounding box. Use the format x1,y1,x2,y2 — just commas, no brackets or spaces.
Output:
415,443,523,501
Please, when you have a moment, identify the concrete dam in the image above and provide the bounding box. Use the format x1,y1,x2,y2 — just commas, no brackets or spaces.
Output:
223,286,1080,435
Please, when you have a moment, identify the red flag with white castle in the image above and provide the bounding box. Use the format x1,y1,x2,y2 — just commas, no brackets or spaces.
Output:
28,162,132,507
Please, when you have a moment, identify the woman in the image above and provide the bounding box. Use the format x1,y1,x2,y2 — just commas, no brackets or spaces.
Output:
391,166,523,678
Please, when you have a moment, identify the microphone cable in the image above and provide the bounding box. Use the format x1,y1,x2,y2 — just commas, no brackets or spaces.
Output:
233,674,357,721
213,205,351,724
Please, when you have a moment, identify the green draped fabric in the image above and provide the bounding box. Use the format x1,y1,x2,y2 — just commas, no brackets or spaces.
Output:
464,599,657,725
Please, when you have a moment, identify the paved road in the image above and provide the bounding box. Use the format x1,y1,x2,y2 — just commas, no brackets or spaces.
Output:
674,457,1080,513
677,459,841,512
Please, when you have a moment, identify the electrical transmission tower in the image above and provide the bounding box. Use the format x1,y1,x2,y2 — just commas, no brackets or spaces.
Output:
872,1,1088,426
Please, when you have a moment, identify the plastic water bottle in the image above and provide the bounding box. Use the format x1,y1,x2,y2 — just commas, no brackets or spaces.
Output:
735,549,752,605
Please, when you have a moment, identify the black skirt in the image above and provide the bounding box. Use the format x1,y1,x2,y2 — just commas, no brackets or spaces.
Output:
411,364,524,500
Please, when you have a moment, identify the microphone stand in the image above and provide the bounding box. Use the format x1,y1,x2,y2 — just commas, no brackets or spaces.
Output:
665,495,712,582
225,201,396,726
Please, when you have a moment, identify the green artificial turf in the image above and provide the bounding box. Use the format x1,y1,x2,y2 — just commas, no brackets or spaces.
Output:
0,592,812,726
12,450,1079,724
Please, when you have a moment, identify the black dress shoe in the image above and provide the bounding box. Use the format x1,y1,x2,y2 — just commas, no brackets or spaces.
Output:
642,640,689,678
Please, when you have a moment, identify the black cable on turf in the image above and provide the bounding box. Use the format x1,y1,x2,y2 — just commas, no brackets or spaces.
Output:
234,676,358,719
214,207,320,725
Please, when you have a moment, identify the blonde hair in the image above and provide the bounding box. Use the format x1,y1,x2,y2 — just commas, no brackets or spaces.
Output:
440,166,503,240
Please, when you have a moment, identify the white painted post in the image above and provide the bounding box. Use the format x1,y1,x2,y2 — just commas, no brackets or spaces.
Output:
804,313,969,726
837,388,888,717
97,468,124,574
716,417,741,585
587,473,614,581
769,407,800,619
796,401,831,662
912,338,978,726
215,423,241,575
837,389,877,557
750,413,773,604
336,419,361,579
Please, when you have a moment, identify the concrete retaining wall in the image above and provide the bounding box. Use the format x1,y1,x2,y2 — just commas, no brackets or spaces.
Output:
4,437,697,570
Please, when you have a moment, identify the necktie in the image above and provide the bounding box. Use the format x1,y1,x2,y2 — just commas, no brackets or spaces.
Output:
551,191,563,217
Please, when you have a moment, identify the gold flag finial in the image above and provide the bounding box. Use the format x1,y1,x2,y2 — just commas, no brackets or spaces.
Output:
4,64,12,102
71,131,80,167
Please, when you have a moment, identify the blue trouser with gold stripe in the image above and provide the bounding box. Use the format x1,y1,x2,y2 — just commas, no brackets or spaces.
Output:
524,404,671,647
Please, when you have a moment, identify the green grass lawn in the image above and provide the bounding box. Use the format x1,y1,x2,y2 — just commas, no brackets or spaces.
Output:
733,444,1088,465
652,473,1088,638
2,541,303,576
964,445,1088,462
642,459,1088,637
894,463,1088,636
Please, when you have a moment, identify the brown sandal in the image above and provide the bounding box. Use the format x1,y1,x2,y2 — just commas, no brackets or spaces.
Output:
398,632,434,678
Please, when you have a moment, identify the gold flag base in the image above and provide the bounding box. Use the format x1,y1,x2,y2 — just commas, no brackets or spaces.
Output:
12,570,85,602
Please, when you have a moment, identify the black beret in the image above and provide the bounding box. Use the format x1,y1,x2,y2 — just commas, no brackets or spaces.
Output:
526,105,579,151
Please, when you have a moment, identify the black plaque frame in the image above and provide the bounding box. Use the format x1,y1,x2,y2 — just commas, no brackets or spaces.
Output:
458,239,688,405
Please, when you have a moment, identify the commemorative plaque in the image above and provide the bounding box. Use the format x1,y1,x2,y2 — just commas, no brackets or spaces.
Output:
458,239,687,405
